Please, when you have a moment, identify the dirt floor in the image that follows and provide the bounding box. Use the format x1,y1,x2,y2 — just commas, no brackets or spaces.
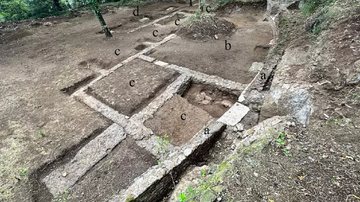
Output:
67,138,157,202
0,3,189,201
150,4,273,83
88,59,179,116
144,95,213,146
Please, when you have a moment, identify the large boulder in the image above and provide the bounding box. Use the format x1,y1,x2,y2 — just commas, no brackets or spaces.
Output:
260,47,313,126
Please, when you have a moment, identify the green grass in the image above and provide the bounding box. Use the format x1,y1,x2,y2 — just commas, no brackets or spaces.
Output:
178,161,231,201
301,0,335,16
155,134,171,163
53,190,70,202
275,131,291,157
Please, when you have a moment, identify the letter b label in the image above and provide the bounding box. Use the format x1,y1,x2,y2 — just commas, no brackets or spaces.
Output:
225,40,231,50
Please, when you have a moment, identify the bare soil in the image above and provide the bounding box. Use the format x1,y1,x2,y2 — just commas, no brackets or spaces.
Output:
150,5,273,83
0,3,188,201
144,95,213,146
68,138,156,202
88,59,178,116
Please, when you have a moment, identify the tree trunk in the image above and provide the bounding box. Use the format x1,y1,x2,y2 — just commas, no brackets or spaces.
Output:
53,0,62,11
93,8,112,38
199,0,205,13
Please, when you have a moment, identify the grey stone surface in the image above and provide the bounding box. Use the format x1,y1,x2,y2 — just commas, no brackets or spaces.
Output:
138,54,156,63
162,63,247,91
249,62,264,73
75,91,153,140
42,123,126,195
217,102,250,126
260,47,313,126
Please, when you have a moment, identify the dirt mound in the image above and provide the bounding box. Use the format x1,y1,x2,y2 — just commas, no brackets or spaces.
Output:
177,15,235,40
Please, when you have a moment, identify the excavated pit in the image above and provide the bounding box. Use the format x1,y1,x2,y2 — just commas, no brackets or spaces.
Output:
87,59,179,116
182,82,239,118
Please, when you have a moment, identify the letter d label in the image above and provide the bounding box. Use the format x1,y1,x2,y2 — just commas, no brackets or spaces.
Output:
133,6,139,16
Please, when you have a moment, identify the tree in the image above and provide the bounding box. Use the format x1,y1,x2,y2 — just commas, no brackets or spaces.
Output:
199,0,205,13
88,0,112,37
53,0,62,11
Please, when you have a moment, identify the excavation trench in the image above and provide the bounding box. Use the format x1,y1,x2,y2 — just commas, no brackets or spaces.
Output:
30,2,275,202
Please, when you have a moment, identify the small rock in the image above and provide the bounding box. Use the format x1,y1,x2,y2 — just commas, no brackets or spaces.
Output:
254,172,259,177
30,21,42,27
234,123,244,132
43,22,53,26
62,172,67,177
200,99,211,105
139,17,150,23
214,34,219,40
196,92,213,104
354,60,360,68
286,121,296,127
166,7,174,11
230,144,236,150
221,100,233,108
249,62,264,73
183,148,192,156
217,197,222,201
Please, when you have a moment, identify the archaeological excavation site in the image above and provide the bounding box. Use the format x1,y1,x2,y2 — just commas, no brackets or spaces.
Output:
0,0,359,201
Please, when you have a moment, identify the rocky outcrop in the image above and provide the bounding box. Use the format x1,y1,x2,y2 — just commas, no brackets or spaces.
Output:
260,47,313,126
267,0,300,15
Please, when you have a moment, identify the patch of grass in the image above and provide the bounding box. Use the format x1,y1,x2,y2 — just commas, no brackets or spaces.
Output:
125,194,135,202
36,128,46,138
275,131,286,146
275,131,292,157
0,122,29,201
18,167,28,178
54,190,70,202
179,161,231,201
178,192,188,202
301,0,335,16
326,117,352,127
200,168,207,178
155,134,170,162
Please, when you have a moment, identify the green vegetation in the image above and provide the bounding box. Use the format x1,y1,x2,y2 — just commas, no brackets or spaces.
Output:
275,131,291,157
301,0,335,16
36,128,46,138
125,194,135,202
0,0,150,22
178,161,231,202
53,190,70,202
18,167,28,178
0,0,149,37
155,134,170,162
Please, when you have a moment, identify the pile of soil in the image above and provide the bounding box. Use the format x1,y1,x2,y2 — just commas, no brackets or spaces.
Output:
177,15,235,40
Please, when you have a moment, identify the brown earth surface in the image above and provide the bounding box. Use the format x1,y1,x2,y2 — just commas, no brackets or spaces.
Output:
88,59,179,116
0,3,189,201
150,5,273,83
144,95,213,146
